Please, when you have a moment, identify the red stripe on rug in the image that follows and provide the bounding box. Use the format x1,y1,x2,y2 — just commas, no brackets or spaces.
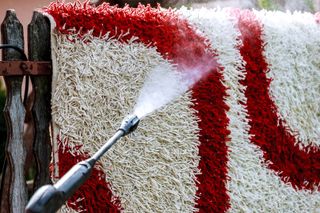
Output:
44,2,218,70
46,2,230,212
56,135,122,212
315,12,320,24
191,71,230,213
234,10,320,191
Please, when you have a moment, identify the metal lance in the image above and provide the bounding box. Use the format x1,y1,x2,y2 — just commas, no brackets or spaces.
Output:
25,115,140,213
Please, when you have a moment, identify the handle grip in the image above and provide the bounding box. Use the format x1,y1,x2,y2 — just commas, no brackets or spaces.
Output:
25,185,64,213
25,159,95,213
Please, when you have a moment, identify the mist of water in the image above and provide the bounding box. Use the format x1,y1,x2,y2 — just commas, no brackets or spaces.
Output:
132,0,315,120
133,62,213,119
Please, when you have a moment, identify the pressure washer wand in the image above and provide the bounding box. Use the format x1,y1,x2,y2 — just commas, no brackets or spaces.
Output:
25,115,140,213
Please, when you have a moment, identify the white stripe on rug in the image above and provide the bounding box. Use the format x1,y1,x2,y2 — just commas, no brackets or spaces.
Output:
51,31,201,212
256,10,320,147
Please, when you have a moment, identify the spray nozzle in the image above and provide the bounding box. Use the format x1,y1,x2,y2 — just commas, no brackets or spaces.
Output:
118,114,140,135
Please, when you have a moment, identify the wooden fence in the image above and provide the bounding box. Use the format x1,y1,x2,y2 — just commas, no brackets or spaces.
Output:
0,10,52,213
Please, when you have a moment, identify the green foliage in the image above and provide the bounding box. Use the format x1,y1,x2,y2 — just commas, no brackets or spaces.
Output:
258,0,271,9
304,0,315,12
257,0,278,10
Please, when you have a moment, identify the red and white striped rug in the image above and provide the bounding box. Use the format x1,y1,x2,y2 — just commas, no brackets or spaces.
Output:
44,2,320,212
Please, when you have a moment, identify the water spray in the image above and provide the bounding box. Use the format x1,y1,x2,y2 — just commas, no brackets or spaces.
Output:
25,115,140,213
26,62,208,212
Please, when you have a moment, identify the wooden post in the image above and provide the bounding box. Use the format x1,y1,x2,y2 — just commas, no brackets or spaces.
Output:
28,11,52,192
0,10,27,213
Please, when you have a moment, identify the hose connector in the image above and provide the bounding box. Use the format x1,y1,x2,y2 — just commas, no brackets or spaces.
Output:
118,114,140,135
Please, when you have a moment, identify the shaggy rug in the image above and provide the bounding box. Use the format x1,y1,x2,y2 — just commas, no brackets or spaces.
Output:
44,2,319,212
